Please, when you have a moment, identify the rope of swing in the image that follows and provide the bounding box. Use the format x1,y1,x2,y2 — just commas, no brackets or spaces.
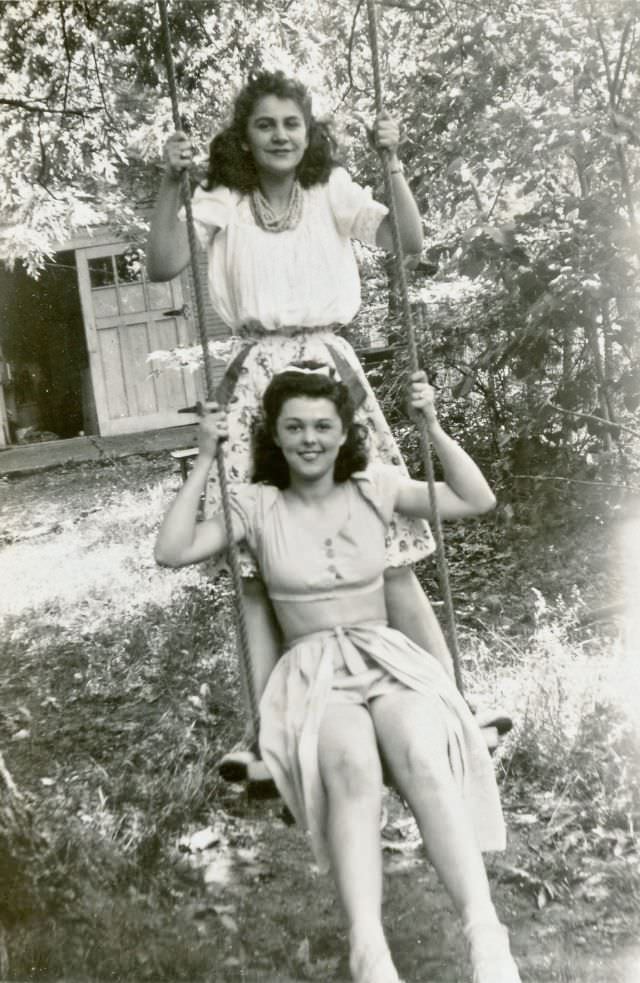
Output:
156,0,261,736
365,0,464,695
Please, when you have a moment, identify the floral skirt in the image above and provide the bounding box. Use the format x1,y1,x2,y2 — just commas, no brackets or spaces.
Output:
205,328,435,577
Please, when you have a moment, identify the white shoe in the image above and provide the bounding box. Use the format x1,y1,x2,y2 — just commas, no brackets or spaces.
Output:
465,920,522,983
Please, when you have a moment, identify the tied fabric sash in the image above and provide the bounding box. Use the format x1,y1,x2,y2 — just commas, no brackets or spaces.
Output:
214,337,368,409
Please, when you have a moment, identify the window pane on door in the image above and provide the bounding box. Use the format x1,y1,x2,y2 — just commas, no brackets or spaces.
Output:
92,287,119,318
88,257,115,288
147,280,173,310
119,283,146,314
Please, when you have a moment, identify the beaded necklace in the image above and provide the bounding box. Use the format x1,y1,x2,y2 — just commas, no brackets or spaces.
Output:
250,180,303,233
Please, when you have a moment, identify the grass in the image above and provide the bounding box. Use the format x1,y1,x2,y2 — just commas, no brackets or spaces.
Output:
1,458,639,980
1,465,250,979
461,597,640,912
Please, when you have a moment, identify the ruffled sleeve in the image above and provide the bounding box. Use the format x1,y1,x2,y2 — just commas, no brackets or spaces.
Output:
351,465,401,525
229,484,259,552
178,184,237,250
328,166,388,246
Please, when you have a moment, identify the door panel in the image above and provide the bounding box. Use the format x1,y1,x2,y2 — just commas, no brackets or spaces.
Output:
76,242,204,436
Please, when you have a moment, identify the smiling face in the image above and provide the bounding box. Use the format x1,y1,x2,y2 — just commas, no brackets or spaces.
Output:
274,396,347,482
244,95,309,179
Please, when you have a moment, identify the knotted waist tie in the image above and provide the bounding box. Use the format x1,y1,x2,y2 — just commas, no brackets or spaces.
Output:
284,621,388,665
214,325,368,409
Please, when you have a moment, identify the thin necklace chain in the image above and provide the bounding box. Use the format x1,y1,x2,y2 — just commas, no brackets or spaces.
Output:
250,180,303,233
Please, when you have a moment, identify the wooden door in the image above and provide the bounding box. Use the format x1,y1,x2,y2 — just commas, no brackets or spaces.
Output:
76,241,204,436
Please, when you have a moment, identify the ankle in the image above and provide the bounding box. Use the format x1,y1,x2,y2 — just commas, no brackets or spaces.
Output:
349,920,386,954
462,903,500,935
348,931,401,983
463,920,521,983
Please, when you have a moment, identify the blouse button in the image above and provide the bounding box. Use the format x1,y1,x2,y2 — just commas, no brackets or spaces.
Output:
325,538,332,546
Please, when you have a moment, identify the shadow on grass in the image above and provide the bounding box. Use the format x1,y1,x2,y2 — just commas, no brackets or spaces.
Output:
0,582,263,981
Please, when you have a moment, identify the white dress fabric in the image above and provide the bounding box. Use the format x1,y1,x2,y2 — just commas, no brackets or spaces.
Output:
230,465,506,873
189,167,387,330
182,167,436,576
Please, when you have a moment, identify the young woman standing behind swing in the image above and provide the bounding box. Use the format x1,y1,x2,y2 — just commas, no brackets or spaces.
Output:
146,70,452,774
155,366,522,983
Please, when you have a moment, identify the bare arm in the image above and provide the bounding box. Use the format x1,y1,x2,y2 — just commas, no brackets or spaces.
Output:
372,112,423,255
394,374,497,521
145,132,197,282
154,406,243,567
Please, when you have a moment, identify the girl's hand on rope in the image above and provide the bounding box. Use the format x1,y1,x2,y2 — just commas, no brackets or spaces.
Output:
408,371,438,428
163,130,193,180
197,402,229,458
372,110,401,156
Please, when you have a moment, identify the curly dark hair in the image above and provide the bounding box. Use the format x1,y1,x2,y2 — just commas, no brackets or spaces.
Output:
252,363,369,489
202,71,341,193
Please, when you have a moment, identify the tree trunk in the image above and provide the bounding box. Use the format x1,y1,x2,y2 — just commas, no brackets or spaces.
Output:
584,315,614,451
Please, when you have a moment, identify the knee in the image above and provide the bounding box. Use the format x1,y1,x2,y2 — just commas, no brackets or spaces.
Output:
399,741,452,793
323,742,383,801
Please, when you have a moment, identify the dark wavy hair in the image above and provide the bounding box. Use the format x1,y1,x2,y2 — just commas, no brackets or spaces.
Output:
202,71,341,193
252,363,369,489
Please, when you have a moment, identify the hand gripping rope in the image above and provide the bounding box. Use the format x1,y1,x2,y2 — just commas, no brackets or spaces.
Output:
156,0,261,742
365,0,465,694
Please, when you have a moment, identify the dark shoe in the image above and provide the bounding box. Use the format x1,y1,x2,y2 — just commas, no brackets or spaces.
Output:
474,708,514,752
246,757,279,800
474,709,513,736
217,742,258,783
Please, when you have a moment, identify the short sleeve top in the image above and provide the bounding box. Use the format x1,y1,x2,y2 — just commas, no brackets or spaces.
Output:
183,167,388,332
229,465,401,601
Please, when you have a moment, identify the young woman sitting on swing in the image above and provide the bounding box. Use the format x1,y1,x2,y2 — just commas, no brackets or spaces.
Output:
146,70,455,779
155,364,522,983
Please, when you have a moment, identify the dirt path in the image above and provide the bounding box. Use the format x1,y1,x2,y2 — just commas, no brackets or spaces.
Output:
178,790,639,983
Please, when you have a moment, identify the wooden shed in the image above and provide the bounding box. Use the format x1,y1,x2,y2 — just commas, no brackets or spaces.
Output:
0,230,225,446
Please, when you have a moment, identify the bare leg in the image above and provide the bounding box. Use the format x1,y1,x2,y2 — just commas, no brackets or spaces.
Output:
318,702,401,983
384,567,454,679
370,690,521,982
370,689,494,925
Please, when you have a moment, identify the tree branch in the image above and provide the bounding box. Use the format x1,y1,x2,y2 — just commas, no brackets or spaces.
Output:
345,0,365,98
616,21,636,107
379,0,426,8
58,0,73,115
0,97,97,117
513,474,639,491
588,5,638,228
545,400,640,440
611,17,634,107
90,42,113,123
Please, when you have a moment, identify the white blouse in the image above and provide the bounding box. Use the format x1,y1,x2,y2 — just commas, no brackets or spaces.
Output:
185,167,388,332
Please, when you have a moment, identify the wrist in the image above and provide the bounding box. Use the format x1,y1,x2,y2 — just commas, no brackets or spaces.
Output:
193,449,214,470
421,411,442,433
388,156,404,176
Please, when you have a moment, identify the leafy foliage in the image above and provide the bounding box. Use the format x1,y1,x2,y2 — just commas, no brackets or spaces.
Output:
1,0,639,465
